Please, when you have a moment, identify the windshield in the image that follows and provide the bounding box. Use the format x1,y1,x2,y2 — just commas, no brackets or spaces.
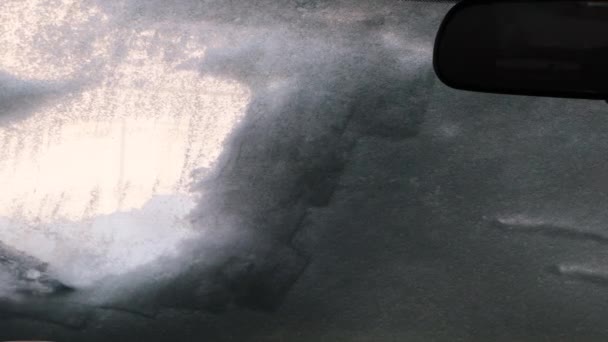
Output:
2,0,607,341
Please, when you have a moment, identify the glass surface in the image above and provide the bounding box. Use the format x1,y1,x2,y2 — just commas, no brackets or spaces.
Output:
0,0,250,287
3,1,608,341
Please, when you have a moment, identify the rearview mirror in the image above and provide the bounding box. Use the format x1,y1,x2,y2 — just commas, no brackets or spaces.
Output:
434,0,608,100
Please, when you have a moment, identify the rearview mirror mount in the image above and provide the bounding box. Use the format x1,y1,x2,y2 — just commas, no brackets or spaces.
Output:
434,0,608,100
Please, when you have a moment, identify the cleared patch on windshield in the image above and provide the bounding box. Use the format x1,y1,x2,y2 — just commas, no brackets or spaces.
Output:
0,0,251,287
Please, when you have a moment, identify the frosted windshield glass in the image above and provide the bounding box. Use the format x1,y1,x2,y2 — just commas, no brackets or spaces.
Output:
0,0,250,286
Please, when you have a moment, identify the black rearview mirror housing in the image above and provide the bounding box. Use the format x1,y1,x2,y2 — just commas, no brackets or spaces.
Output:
434,0,608,100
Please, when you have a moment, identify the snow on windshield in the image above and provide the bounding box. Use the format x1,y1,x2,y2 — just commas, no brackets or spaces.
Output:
0,0,250,287
0,0,445,326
